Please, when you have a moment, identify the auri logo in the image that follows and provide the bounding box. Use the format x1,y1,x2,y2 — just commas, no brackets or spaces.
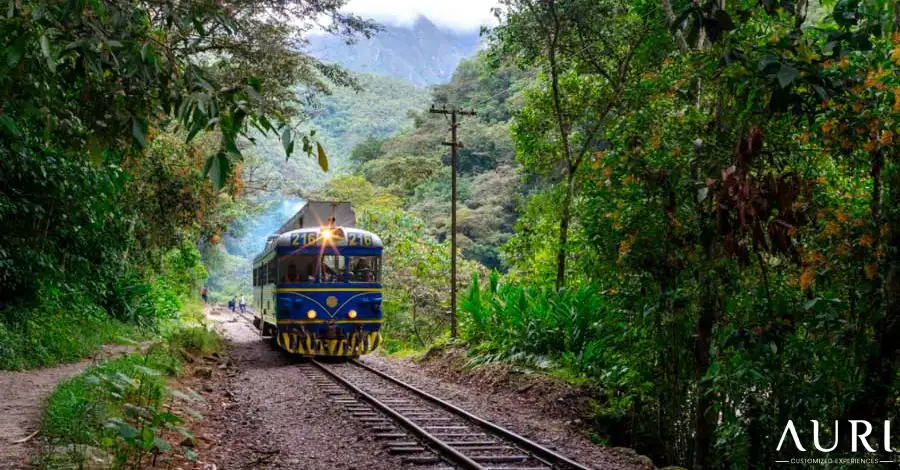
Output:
777,420,895,453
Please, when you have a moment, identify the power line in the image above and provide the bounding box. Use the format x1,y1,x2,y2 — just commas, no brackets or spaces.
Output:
428,105,476,339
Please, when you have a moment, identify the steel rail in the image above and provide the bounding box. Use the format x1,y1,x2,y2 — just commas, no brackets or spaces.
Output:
310,359,486,470
351,359,594,470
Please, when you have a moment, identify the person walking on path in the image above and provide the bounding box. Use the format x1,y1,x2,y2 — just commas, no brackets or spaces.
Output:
239,295,247,314
201,286,208,304
229,296,236,312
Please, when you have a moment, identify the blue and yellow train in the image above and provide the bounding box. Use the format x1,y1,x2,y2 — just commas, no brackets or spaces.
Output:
252,224,384,357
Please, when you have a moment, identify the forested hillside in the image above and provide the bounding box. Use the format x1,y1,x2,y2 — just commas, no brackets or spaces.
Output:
315,53,531,270
308,16,482,86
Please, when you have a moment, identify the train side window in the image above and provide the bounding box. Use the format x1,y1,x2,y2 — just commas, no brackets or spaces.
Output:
349,256,380,283
267,260,277,285
253,267,258,286
279,255,316,283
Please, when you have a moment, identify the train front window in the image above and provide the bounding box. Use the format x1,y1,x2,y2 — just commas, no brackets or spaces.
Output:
320,255,347,283
349,256,380,283
279,255,315,283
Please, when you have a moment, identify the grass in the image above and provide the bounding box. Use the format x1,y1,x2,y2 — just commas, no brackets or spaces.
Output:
0,307,150,371
36,325,220,469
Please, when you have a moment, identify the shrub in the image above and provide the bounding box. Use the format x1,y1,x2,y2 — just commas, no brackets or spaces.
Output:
37,328,219,469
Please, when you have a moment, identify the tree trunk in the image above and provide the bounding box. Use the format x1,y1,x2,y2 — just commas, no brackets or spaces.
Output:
556,169,575,291
692,269,717,470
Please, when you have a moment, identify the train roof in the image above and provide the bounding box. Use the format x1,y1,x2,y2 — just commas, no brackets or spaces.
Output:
253,226,383,263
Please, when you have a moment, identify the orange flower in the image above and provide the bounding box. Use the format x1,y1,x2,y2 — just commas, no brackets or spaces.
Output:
880,130,894,145
839,56,850,69
800,267,816,290
864,140,877,151
860,234,873,247
836,211,849,223
822,120,835,134
602,166,613,178
895,88,900,112
892,46,900,65
865,69,887,90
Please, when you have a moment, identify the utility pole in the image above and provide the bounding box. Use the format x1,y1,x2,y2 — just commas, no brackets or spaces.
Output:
429,105,475,338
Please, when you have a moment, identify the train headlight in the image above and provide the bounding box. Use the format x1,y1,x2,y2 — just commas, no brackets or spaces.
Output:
307,309,317,319
321,229,332,240
348,309,357,319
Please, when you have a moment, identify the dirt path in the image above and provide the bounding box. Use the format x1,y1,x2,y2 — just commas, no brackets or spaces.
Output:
0,344,141,469
201,307,412,469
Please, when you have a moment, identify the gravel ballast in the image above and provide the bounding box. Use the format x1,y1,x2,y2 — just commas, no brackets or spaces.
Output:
203,307,654,469
358,352,656,470
203,308,410,469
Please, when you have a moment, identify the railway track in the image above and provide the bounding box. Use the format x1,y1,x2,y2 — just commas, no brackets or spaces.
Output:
307,359,594,470
223,308,592,469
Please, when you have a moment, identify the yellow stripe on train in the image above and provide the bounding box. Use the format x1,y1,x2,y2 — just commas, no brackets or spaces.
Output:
274,331,381,356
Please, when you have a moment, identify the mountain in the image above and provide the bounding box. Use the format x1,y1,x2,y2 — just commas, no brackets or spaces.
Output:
248,72,430,195
307,16,482,87
307,73,431,171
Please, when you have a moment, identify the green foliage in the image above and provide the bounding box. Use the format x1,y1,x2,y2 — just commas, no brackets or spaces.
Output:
0,291,146,371
350,136,388,164
462,274,627,373
165,326,221,358
38,327,219,468
359,208,484,350
363,155,444,195
0,239,207,370
0,0,372,370
338,52,526,271
480,0,900,467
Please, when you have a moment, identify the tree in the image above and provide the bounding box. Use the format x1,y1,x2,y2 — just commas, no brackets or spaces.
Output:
491,0,665,289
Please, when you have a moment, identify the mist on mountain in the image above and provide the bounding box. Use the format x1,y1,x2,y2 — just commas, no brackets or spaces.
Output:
307,15,482,87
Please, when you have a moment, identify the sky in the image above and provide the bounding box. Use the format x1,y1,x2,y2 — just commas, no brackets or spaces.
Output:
341,0,500,33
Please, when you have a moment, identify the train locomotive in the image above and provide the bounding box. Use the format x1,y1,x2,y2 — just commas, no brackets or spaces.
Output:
251,202,383,357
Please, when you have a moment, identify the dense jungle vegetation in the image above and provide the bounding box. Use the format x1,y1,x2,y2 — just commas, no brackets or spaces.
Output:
0,0,376,367
462,1,900,468
309,0,900,468
4,0,900,469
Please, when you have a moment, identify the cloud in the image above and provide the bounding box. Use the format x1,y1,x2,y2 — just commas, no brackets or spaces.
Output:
343,0,499,33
